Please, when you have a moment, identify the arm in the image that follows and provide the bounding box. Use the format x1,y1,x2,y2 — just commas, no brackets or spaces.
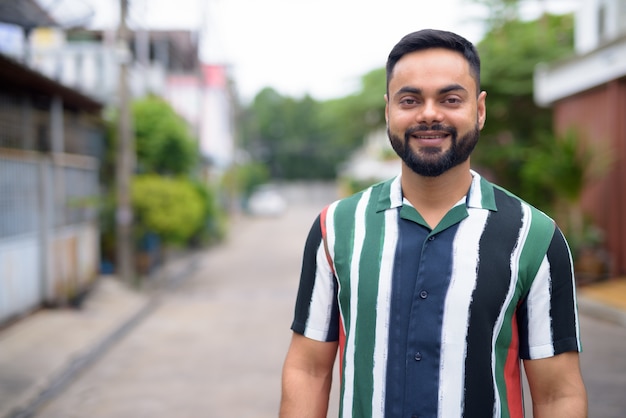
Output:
279,332,338,418
524,351,587,418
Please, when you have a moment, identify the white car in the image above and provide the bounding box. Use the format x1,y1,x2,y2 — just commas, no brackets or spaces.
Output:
247,186,287,216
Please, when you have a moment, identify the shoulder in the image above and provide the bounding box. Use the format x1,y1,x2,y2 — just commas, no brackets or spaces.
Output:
488,180,555,232
320,177,397,236
329,177,397,214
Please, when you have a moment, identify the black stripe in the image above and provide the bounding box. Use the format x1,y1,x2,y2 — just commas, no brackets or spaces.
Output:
292,215,322,333
291,214,340,341
546,228,579,353
463,189,523,417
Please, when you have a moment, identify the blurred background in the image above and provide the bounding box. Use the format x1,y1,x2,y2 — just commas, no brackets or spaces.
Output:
1,0,625,416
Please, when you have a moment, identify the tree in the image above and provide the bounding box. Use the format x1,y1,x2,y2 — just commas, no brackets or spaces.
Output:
472,13,575,209
132,95,199,175
318,68,386,154
240,88,344,179
100,95,222,272
238,69,387,181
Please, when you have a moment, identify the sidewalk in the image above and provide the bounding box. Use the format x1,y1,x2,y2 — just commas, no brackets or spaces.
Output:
0,260,624,418
0,252,202,418
577,277,626,328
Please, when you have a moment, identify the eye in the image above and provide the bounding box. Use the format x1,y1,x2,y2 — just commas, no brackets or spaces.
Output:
399,97,420,106
442,96,462,105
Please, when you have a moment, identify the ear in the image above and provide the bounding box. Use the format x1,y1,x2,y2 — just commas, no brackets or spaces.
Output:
384,93,389,124
477,91,487,129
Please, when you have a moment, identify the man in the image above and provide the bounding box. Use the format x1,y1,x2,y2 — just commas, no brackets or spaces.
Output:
280,29,587,418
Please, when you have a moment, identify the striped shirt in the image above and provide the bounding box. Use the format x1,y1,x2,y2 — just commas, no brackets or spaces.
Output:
291,171,582,418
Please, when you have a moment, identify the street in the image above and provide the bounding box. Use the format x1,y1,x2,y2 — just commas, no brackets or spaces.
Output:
35,203,335,418
33,200,626,418
579,314,626,417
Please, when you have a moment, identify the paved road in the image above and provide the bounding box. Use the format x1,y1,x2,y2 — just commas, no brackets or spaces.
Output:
578,314,626,418
35,205,336,418
33,201,626,418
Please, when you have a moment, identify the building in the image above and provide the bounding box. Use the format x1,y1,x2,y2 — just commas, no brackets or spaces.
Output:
534,0,626,277
28,27,236,175
0,3,105,325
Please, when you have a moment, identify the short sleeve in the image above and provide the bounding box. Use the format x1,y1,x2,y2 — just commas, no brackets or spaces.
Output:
291,213,339,342
518,227,582,359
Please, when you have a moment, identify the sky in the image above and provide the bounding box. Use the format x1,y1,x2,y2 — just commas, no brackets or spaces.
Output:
79,0,579,103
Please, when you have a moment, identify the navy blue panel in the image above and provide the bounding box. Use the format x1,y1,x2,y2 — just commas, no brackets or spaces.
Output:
385,208,458,417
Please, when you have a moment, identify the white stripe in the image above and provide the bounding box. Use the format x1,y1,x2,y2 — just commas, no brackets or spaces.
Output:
389,175,403,207
341,189,371,418
371,208,398,417
438,208,489,418
567,239,583,350
467,170,484,208
303,241,339,340
526,256,555,358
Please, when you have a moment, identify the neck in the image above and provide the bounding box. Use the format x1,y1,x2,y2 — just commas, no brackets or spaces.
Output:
400,162,473,228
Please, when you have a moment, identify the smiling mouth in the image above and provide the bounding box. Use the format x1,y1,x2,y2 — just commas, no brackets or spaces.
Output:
413,133,448,139
410,132,450,143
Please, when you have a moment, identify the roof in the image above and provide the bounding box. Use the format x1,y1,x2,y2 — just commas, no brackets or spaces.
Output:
0,0,56,29
0,53,103,112
534,34,626,106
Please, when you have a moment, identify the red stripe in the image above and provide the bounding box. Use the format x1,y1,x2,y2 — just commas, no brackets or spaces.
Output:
504,310,523,418
319,207,335,275
320,206,344,374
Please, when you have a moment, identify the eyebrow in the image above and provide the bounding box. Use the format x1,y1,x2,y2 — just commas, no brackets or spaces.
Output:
394,84,468,98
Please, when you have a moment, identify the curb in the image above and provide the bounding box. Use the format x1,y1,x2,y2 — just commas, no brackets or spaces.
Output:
6,300,157,418
577,295,626,328
4,252,202,418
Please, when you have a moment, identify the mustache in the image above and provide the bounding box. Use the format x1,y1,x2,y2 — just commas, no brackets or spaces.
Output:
405,124,457,136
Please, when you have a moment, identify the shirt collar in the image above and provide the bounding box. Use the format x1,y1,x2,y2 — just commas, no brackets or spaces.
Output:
376,169,498,212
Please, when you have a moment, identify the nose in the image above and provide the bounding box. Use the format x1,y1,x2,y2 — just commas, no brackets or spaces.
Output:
417,99,443,125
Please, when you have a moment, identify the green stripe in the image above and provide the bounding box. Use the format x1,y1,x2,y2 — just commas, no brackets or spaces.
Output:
352,184,385,417
332,189,361,417
518,205,555,290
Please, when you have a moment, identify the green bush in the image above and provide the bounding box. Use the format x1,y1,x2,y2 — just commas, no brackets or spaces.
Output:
131,175,204,246
189,179,227,246
132,95,199,175
221,162,270,199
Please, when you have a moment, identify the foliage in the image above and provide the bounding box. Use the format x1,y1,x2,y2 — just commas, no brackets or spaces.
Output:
318,68,387,153
221,161,271,199
470,0,525,29
131,175,204,246
188,179,228,246
468,6,612,257
472,13,575,210
520,129,586,206
521,129,612,254
238,68,386,181
132,95,199,175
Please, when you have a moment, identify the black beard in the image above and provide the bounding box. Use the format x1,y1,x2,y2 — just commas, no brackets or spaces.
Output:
388,123,480,177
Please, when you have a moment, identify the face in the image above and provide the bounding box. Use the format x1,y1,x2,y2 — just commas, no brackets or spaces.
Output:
385,48,486,177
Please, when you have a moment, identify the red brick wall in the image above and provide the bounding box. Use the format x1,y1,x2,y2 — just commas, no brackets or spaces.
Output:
552,79,626,276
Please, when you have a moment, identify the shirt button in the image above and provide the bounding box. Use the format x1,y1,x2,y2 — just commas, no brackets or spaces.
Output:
428,236,435,241
419,290,428,299
414,352,422,361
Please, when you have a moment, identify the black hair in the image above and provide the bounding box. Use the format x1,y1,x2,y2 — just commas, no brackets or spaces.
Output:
386,29,481,93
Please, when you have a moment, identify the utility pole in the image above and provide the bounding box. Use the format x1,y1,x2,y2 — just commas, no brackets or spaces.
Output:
116,0,135,284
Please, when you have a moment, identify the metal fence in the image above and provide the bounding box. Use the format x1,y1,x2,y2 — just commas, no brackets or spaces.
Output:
0,89,103,324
